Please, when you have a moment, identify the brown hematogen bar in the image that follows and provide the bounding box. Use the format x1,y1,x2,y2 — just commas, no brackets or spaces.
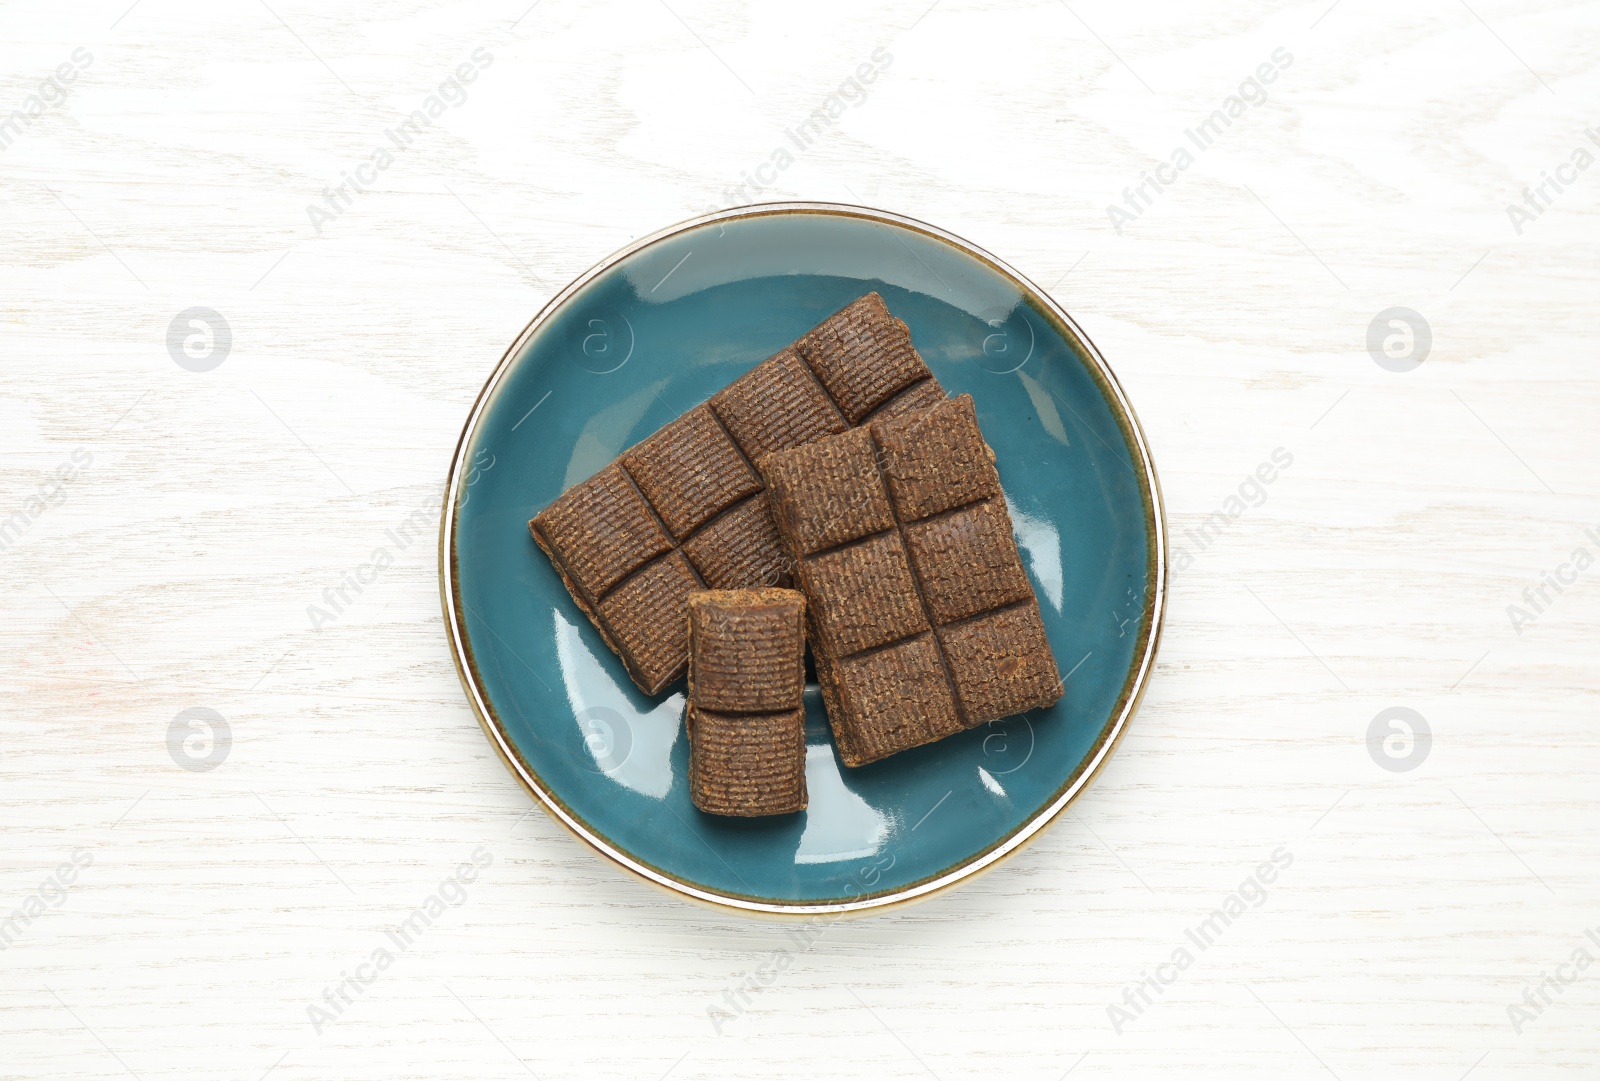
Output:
529,293,945,695
686,589,807,816
759,394,1062,767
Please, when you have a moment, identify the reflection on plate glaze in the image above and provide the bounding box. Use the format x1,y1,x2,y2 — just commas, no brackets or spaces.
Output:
976,766,1007,798
1010,502,1063,612
562,382,663,489
794,743,888,866
1017,369,1071,446
618,216,1023,324
553,607,683,799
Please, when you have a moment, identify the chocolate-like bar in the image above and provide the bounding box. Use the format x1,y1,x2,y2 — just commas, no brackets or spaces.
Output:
530,293,943,694
760,394,1061,766
687,589,807,816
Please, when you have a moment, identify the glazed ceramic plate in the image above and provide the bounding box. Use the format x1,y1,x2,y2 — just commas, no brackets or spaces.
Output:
441,203,1165,916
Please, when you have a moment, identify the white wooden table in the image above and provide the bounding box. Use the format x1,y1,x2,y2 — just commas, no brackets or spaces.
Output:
4,1,1596,1077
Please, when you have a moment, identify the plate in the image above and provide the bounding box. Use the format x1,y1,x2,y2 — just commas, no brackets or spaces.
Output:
441,203,1166,915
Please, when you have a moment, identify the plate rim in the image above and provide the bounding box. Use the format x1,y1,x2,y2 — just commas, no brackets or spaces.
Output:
439,200,1169,917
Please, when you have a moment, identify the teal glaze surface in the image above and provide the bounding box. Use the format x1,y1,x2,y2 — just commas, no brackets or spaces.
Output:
450,209,1154,907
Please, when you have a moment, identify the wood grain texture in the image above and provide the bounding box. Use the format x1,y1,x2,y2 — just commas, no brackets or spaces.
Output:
2,0,1597,1077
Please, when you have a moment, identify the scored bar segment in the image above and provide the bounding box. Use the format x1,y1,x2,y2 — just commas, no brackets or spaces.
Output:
760,394,1063,767
529,292,943,695
687,589,808,817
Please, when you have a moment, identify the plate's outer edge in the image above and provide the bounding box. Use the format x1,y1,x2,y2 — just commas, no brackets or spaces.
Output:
439,201,1168,917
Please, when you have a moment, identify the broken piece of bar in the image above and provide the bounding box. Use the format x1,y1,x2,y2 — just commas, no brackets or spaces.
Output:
760,394,1062,767
687,589,807,816
529,293,944,694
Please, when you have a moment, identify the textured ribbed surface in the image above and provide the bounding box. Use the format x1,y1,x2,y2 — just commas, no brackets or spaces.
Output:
679,494,787,591
529,463,671,600
687,590,806,713
687,707,807,817
621,404,761,540
687,590,807,816
762,426,896,557
801,533,928,657
595,552,701,693
875,391,1000,520
711,348,846,461
905,500,1034,624
760,394,1062,766
795,293,932,423
938,604,1062,725
831,637,961,766
868,375,945,422
529,292,943,695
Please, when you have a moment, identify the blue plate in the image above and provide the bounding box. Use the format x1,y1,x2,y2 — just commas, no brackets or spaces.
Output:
441,204,1166,915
